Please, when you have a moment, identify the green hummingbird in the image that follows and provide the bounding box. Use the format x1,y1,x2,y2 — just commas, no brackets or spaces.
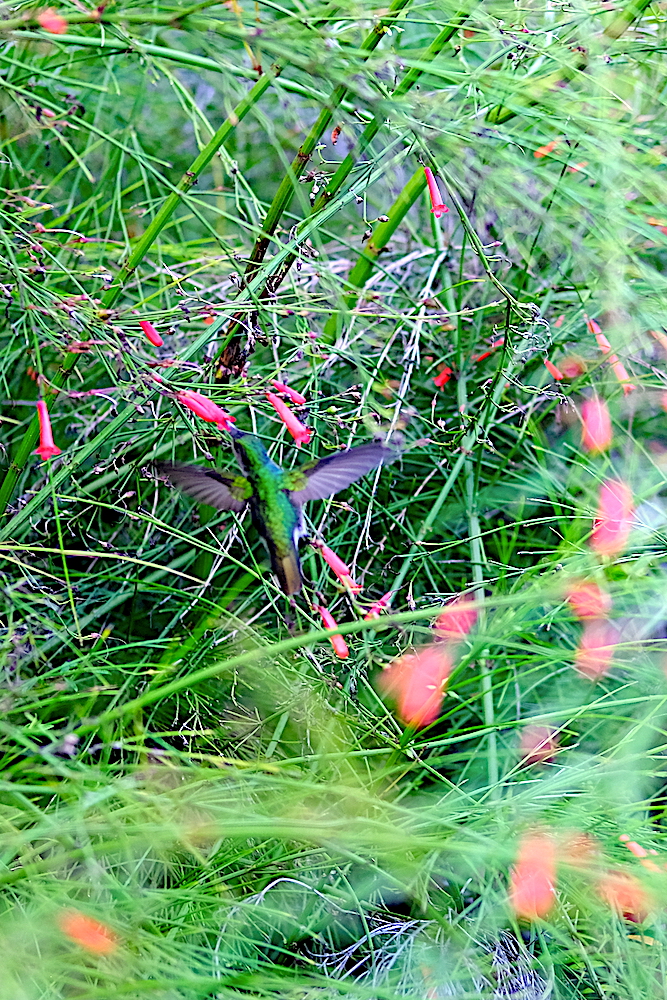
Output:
159,428,395,595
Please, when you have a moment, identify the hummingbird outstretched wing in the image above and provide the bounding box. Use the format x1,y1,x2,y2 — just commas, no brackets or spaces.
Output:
286,443,395,504
157,463,250,512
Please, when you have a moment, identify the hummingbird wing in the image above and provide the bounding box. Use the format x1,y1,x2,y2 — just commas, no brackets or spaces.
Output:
158,463,250,512
286,443,395,504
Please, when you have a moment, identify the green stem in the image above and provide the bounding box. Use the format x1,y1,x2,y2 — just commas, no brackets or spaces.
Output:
100,66,279,310
322,167,427,342
221,0,414,343
0,69,276,516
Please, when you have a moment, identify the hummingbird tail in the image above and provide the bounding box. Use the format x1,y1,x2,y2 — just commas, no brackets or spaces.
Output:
272,549,303,596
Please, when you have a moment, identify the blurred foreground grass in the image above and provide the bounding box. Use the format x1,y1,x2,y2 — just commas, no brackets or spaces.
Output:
3,0,667,996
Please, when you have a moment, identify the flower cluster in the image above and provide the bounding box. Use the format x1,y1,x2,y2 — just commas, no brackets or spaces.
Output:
509,829,655,924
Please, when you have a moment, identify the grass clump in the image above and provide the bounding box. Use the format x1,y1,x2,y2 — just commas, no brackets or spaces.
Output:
2,0,667,996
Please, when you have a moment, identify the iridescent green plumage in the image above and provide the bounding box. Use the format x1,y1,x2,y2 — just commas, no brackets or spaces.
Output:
159,429,394,595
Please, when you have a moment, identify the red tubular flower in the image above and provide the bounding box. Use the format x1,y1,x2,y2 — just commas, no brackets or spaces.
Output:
316,543,361,592
608,354,636,394
364,590,393,621
33,400,61,460
565,579,611,620
378,644,453,728
544,358,564,380
316,605,349,659
534,139,559,159
586,317,612,353
574,619,618,679
597,871,651,922
433,366,453,388
139,320,163,347
270,380,307,406
423,167,448,218
554,314,565,328
57,910,118,954
435,593,477,641
590,479,634,557
36,7,68,32
509,831,556,921
473,338,504,363
177,390,236,432
519,725,559,765
580,396,612,454
265,391,312,447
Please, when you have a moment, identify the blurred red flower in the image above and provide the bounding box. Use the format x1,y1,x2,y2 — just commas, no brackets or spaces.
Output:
565,579,611,620
433,365,453,388
509,831,556,920
519,725,559,765
534,139,559,159
36,7,68,33
580,396,612,454
597,871,651,922
544,358,564,380
378,644,453,728
574,619,617,679
435,593,477,641
57,910,118,954
590,479,634,557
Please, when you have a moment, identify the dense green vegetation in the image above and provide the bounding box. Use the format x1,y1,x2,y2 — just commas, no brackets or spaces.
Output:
2,0,667,995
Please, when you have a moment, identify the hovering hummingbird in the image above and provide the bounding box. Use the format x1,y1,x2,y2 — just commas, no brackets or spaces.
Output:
159,428,395,595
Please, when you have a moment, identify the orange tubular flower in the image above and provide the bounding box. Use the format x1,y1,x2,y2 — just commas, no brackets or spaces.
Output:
597,871,651,923
364,590,393,621
57,910,118,954
270,380,307,406
590,479,634,557
433,365,453,388
378,644,453,728
509,832,556,921
574,619,618,680
435,593,477,641
36,7,68,32
265,391,312,447
423,167,448,218
33,400,61,460
473,338,504,363
565,580,611,620
139,320,163,347
544,358,564,380
316,605,349,659
608,354,636,394
534,139,559,159
177,390,236,432
586,316,612,353
580,396,612,454
316,543,362,592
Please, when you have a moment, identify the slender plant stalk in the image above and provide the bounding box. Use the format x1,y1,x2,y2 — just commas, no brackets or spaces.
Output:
263,8,476,301
0,70,277,516
322,167,427,342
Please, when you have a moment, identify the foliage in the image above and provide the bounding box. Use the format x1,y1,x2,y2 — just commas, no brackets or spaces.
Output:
2,0,667,995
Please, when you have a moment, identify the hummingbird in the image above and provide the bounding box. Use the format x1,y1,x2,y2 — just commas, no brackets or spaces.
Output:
159,428,395,595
